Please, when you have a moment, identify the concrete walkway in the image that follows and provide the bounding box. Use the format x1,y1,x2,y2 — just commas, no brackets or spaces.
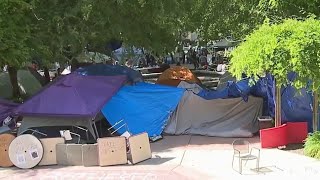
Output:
1,135,319,179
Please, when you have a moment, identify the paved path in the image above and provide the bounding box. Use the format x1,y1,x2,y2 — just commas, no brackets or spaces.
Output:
1,135,320,179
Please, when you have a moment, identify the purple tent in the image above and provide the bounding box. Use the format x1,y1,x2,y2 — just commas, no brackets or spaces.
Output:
0,99,19,126
15,73,126,117
15,73,126,138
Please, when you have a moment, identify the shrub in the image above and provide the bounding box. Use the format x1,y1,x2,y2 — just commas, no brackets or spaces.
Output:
304,131,320,159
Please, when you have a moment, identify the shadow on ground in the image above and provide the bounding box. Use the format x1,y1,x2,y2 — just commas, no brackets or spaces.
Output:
151,135,261,152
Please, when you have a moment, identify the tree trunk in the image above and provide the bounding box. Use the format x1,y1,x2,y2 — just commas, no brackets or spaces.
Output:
313,91,318,132
275,83,282,127
43,67,51,84
7,66,20,99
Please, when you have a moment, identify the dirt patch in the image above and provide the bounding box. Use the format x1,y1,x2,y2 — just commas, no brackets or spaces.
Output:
281,143,304,155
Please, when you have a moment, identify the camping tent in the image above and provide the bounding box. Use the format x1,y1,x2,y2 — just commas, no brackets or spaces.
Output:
198,79,252,101
253,73,320,132
76,64,143,84
102,81,261,138
156,66,201,86
0,99,19,126
177,81,203,94
211,72,319,132
27,67,47,86
165,91,263,137
216,72,236,90
0,69,42,99
101,83,184,137
15,73,126,138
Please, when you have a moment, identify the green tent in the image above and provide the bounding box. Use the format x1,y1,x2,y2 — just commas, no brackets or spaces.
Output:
0,69,42,99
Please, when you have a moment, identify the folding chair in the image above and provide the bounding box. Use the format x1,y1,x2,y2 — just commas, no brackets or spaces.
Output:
232,139,260,174
60,130,81,144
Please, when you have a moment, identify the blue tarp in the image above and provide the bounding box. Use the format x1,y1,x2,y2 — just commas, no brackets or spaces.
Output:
260,73,318,132
101,83,185,137
197,79,251,101
197,72,318,132
233,73,318,132
75,64,143,84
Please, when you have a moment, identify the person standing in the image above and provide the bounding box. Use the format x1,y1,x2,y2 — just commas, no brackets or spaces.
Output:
191,49,199,69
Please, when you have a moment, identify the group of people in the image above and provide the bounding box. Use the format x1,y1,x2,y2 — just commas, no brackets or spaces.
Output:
122,46,228,72
185,48,209,69
132,48,211,70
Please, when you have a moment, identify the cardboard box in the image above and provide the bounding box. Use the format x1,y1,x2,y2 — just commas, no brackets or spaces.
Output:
56,144,68,165
97,137,127,166
56,144,82,166
128,132,152,164
67,144,83,166
0,133,15,167
39,138,65,166
82,144,98,167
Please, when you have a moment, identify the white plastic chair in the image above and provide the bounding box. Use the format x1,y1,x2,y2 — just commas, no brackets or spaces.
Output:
232,139,260,174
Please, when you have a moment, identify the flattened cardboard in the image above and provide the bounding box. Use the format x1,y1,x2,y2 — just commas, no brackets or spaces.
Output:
97,137,127,166
67,144,83,166
39,138,64,166
82,144,98,167
128,133,152,164
56,144,68,165
0,134,15,167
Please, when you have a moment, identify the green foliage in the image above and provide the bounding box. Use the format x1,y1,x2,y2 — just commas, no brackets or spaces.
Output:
230,18,320,91
0,0,32,67
3,0,320,69
259,0,320,21
304,131,320,159
1,0,197,68
192,0,320,41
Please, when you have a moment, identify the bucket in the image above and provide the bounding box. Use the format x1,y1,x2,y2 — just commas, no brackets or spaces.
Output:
258,116,273,129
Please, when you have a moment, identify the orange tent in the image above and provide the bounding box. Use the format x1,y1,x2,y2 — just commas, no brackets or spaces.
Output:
156,66,201,86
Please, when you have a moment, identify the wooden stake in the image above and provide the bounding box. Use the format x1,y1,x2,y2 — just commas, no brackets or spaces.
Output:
313,91,318,132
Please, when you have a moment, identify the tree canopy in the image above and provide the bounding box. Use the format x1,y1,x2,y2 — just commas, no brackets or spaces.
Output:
0,0,199,68
0,0,32,67
229,18,320,91
2,0,320,68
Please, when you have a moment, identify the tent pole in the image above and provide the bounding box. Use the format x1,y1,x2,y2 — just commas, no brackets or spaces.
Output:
313,91,319,132
275,82,281,127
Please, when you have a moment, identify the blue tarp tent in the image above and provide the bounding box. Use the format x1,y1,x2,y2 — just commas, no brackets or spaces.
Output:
75,64,143,84
101,83,185,137
258,73,318,132
232,73,318,132
197,72,318,131
249,74,275,116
